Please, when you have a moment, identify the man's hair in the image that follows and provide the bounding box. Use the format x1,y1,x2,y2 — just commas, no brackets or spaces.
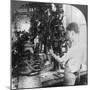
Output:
66,22,79,33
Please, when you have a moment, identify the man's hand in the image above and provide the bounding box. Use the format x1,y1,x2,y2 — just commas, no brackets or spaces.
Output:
49,49,62,63
49,49,54,55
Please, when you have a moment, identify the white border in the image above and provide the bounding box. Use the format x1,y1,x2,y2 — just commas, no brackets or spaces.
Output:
19,0,88,5
0,0,89,90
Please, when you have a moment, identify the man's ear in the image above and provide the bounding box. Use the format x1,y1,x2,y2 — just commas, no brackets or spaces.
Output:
71,31,75,36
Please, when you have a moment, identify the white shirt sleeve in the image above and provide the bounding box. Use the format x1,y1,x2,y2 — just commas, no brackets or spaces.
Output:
52,49,71,63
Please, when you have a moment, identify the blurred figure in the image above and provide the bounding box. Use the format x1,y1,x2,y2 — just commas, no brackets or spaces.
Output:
49,22,86,85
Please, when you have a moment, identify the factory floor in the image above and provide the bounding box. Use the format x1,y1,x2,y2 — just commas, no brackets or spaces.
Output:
11,64,87,89
11,69,87,89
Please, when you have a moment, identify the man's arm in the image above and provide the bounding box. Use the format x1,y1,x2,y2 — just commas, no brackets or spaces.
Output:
49,49,71,63
51,52,62,63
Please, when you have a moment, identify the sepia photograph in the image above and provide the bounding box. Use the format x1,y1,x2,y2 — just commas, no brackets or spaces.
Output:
11,0,88,89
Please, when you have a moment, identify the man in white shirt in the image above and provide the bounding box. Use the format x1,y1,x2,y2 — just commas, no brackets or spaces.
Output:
49,22,84,85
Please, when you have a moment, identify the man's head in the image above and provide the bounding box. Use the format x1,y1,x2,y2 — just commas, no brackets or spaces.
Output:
66,22,79,33
66,22,79,42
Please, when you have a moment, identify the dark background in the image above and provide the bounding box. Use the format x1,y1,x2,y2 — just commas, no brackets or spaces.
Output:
11,0,88,25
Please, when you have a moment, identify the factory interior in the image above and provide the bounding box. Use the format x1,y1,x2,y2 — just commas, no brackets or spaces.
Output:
11,1,88,89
